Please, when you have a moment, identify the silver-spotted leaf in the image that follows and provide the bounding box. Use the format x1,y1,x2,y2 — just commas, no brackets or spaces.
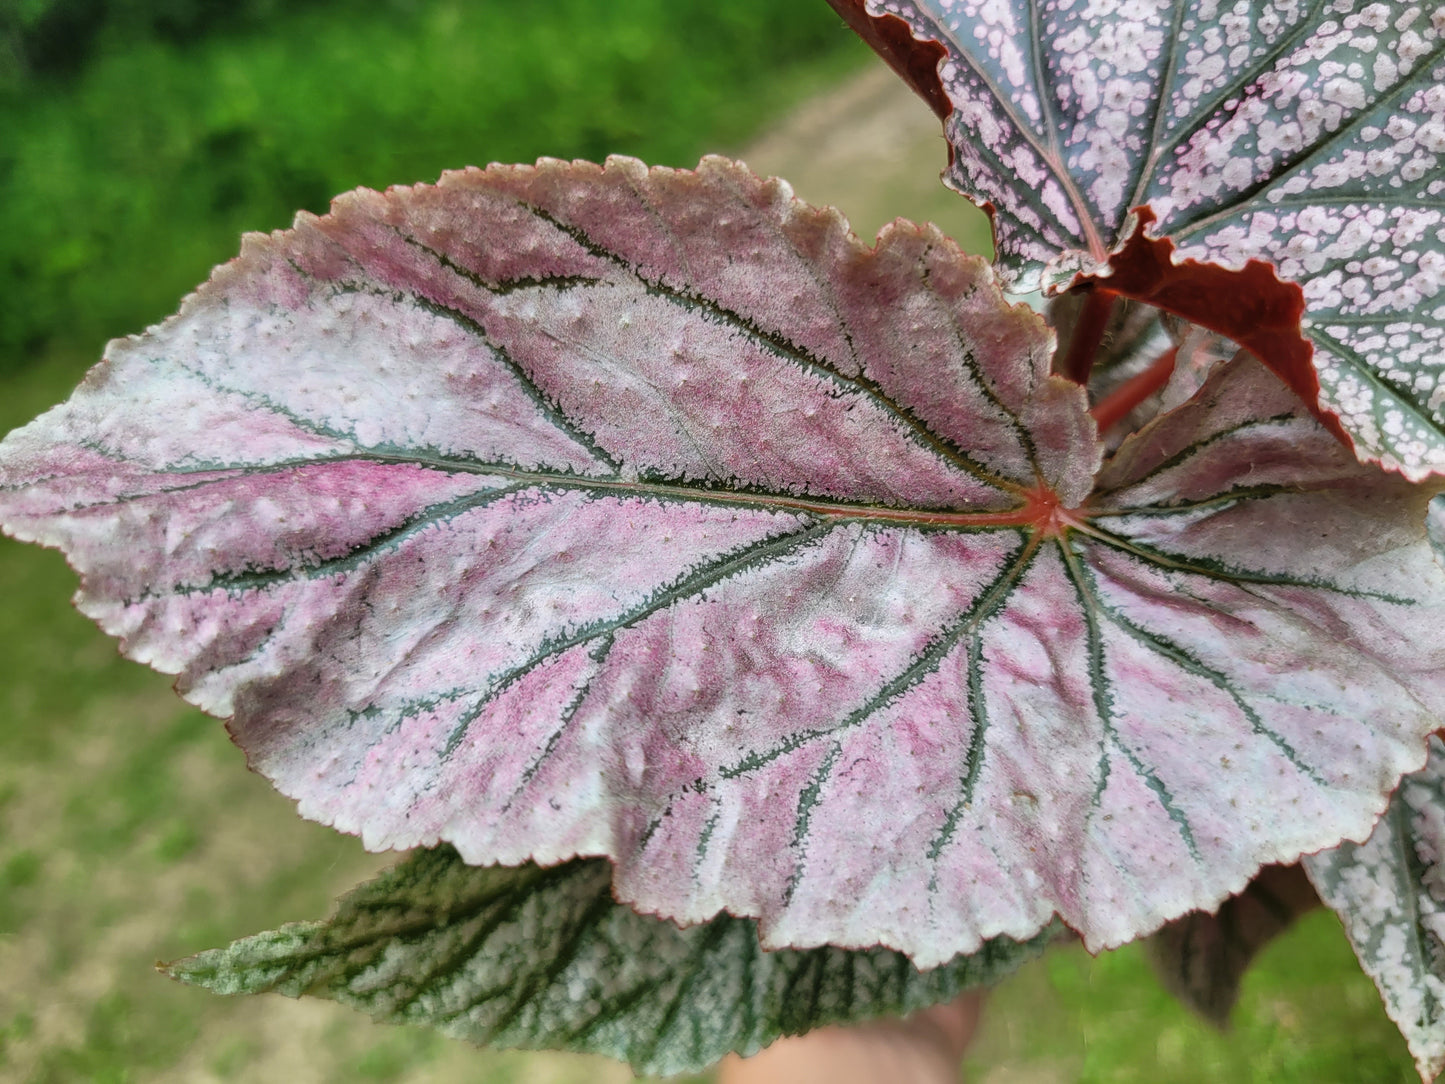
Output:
838,0,1445,479
1,157,1443,966
1304,737,1445,1083
164,846,1051,1076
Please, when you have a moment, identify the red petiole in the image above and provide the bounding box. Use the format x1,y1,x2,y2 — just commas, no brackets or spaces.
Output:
1060,286,1118,385
1090,346,1179,434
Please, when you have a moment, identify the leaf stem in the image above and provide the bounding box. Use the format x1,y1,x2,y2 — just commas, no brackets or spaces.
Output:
1090,346,1179,434
1060,287,1118,385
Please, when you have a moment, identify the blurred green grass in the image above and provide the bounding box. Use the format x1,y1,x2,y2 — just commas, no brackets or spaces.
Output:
0,0,866,375
0,2,1428,1082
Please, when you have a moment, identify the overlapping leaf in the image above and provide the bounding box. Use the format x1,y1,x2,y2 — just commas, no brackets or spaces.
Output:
2,157,1443,967
835,0,1445,479
1144,863,1318,1026
165,846,1051,1075
1305,737,1445,1083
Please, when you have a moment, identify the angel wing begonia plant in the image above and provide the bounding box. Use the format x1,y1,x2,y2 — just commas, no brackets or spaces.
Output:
3,1,1445,1078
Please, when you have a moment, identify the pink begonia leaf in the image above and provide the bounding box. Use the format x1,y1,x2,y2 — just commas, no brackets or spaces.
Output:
1305,737,1445,1083
2,157,1444,965
831,0,1445,480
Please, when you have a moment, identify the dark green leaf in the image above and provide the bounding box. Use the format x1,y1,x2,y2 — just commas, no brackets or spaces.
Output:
164,847,1052,1076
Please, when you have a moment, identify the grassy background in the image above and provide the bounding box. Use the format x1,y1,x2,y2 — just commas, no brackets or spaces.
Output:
0,2,1426,1081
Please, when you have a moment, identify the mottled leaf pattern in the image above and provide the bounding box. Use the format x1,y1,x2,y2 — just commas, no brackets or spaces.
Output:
850,0,1445,478
2,158,1444,967
1144,863,1318,1026
164,846,1050,1076
1305,737,1445,1083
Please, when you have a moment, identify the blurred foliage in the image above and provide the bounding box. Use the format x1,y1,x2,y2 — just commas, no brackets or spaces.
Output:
0,0,865,375
1,0,330,81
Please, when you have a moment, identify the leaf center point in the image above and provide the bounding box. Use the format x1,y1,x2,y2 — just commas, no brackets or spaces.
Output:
1020,484,1081,539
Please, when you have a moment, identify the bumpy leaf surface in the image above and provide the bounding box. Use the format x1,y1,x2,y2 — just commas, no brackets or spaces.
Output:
836,0,1445,479
165,846,1050,1075
1305,737,1445,1083
2,157,1443,965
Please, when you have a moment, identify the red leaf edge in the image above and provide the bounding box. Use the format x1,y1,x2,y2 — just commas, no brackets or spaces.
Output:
827,10,1359,463
824,0,951,122
1091,209,1352,454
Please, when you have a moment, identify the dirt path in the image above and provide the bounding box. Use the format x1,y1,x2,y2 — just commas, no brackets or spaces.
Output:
737,63,992,256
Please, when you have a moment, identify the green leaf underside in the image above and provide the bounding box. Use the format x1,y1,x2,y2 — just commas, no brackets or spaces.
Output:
1305,736,1445,1083
1,158,1443,971
856,0,1445,479
164,847,1052,1077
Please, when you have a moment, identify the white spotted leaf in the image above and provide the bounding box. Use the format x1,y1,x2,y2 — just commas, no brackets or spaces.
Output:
832,0,1445,479
1,157,1444,968
1305,737,1445,1083
163,847,1052,1076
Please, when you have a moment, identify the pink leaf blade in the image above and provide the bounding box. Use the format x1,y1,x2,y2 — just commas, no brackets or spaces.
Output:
2,161,1443,968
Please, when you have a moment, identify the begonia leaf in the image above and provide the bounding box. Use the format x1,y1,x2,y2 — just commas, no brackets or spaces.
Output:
830,0,1445,479
1304,737,1445,1083
164,846,1051,1076
1,157,1443,967
1144,863,1318,1026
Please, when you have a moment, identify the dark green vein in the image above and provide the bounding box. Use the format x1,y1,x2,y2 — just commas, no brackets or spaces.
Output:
162,354,360,450
250,856,580,978
635,919,736,1068
1169,32,1445,242
719,530,1035,782
385,908,515,1019
451,887,621,1035
925,629,989,894
1027,0,1069,200
520,202,1025,496
406,291,621,472
1127,0,1190,211
1075,520,1413,603
484,633,615,777
444,521,837,761
1073,552,1326,787
695,801,722,871
920,252,1043,479
1136,0,1325,220
1388,797,1445,1027
1096,411,1303,496
397,230,603,297
155,446,1026,524
1308,324,1443,426
782,740,844,907
1087,483,1300,518
160,483,527,599
1058,539,1200,860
